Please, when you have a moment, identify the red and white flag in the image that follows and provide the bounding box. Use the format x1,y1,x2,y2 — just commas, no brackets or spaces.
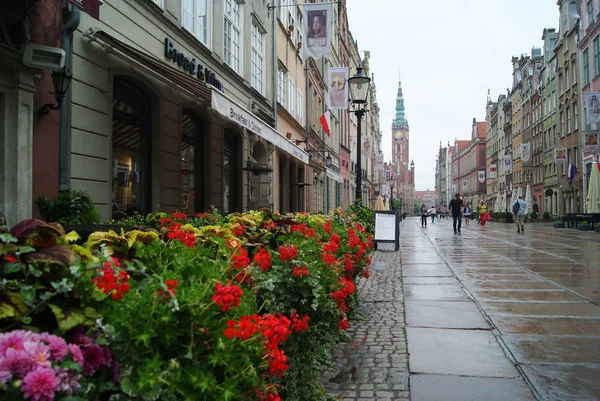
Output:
319,111,331,136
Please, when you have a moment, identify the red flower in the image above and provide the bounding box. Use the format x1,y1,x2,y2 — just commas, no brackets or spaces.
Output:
212,281,243,312
172,211,188,221
323,220,332,234
330,233,341,243
267,349,289,377
92,257,130,301
322,253,336,265
339,317,349,330
166,280,179,295
305,228,315,237
290,312,310,332
254,247,272,272
365,256,372,266
232,247,251,269
196,212,208,218
232,224,247,237
344,254,354,273
278,244,298,262
166,224,196,248
323,241,339,254
292,265,309,277
159,217,174,226
3,255,17,263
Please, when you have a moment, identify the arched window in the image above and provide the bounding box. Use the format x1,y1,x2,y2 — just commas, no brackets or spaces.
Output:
181,111,206,214
111,78,152,218
224,130,240,213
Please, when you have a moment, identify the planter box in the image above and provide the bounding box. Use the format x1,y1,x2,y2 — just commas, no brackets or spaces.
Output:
553,222,566,228
576,224,593,231
596,226,600,233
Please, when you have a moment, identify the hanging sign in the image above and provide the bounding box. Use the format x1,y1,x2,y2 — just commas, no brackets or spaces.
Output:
584,92,600,124
462,179,468,189
328,67,349,110
488,164,497,179
478,171,485,183
554,147,568,164
583,131,600,151
362,136,372,154
520,143,531,163
302,2,333,60
376,154,384,171
503,154,512,172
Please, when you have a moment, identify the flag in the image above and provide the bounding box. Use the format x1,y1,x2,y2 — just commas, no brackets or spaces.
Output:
319,111,330,136
568,163,580,180
302,2,333,60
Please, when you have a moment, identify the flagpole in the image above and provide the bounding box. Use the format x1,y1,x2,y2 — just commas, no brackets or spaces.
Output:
582,134,588,213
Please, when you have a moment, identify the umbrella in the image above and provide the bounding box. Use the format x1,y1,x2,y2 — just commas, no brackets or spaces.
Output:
516,186,523,200
496,191,502,212
587,160,600,213
383,198,389,211
375,195,385,210
525,185,533,214
501,191,507,212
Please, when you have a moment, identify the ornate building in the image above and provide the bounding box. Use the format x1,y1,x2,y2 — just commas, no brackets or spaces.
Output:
390,78,415,214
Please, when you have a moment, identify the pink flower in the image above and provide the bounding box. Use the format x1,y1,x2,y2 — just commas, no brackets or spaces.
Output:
56,368,81,395
68,344,84,365
24,341,52,369
0,369,12,384
82,344,105,375
21,367,60,401
41,334,68,362
0,330,35,354
2,348,33,376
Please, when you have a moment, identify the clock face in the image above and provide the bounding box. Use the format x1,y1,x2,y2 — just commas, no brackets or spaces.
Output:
394,131,403,140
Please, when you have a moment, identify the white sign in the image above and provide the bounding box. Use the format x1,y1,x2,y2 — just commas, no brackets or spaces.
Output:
520,143,531,163
326,168,343,183
374,213,397,241
211,89,308,164
376,154,384,171
488,164,497,179
585,92,600,124
302,3,333,60
328,67,349,110
478,170,485,183
462,179,468,189
504,154,512,172
583,131,600,151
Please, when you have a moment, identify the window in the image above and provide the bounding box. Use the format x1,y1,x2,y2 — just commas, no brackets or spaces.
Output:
572,61,577,85
152,0,164,8
584,49,590,84
296,6,304,49
560,111,565,137
565,67,570,88
297,90,303,124
224,0,242,74
278,68,286,107
595,36,600,76
182,0,209,45
251,22,265,94
279,0,289,26
567,106,571,133
588,0,594,27
574,102,578,130
288,78,295,115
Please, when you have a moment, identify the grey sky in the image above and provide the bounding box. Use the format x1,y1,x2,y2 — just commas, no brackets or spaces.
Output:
346,0,559,191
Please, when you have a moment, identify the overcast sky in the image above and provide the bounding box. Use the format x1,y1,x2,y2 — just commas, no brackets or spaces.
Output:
346,0,559,191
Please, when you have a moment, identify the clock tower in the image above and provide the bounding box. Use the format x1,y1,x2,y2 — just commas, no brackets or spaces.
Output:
390,76,415,214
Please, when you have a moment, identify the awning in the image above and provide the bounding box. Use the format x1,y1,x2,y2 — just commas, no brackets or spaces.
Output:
326,168,343,183
211,89,309,164
83,27,212,104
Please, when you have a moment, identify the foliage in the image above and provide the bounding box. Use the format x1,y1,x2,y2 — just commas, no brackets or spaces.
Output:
1,209,373,401
346,199,375,234
529,211,538,220
391,199,402,211
543,211,551,219
35,190,101,226
489,212,514,223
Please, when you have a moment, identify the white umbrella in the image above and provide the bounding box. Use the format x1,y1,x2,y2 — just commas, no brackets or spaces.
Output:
383,198,390,211
516,186,523,200
525,184,533,214
375,195,385,210
496,191,502,212
501,191,507,212
587,160,600,213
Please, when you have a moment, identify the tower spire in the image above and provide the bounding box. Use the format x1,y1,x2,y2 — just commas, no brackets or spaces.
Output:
392,79,409,131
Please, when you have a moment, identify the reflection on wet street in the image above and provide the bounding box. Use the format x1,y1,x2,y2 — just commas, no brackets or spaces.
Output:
405,217,600,401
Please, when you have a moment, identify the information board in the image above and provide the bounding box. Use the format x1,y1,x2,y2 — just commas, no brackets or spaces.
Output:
373,210,399,251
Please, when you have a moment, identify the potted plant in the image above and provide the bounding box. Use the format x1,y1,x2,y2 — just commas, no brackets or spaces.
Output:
553,218,566,228
577,220,593,231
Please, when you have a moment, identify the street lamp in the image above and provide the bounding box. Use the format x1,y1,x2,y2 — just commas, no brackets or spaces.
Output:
348,65,371,204
387,173,395,210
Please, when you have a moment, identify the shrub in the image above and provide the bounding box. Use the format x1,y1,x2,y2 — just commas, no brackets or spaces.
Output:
35,189,101,225
530,211,538,220
543,211,551,219
347,199,375,234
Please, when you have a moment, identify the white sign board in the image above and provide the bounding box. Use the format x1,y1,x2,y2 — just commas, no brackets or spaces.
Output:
374,213,397,241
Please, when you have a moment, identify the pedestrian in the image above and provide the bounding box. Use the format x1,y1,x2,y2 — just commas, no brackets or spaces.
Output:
478,200,488,227
463,205,471,225
512,195,526,233
428,206,437,223
420,204,428,227
448,193,464,234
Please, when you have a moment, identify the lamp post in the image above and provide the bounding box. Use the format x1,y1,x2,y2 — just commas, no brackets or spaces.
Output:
348,65,371,204
388,173,395,210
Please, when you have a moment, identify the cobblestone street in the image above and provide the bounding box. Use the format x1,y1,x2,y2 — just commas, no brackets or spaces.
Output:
325,217,600,401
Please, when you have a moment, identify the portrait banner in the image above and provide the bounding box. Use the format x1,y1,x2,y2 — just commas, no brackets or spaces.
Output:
585,92,600,124
328,67,349,110
462,179,468,189
362,136,372,154
503,154,512,172
554,147,568,164
488,163,497,179
583,131,600,151
376,154,384,171
302,3,333,60
478,171,485,183
520,143,531,163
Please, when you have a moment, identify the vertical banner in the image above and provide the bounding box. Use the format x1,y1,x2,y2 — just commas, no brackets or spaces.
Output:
584,92,600,124
583,131,600,151
375,154,384,171
478,171,486,183
362,136,372,154
503,154,512,172
488,163,497,179
302,3,333,60
451,184,456,193
328,67,349,110
385,169,392,180
520,143,531,163
554,147,568,163
462,179,468,190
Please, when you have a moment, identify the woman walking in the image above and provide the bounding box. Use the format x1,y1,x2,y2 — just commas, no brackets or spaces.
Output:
421,204,428,227
478,200,488,227
464,205,471,225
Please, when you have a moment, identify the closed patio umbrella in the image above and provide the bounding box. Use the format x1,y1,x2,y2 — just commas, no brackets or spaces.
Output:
496,191,502,212
383,198,389,210
375,195,385,210
587,160,600,213
525,185,533,214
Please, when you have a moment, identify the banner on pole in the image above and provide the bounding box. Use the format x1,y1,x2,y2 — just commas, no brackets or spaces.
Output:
302,3,333,60
488,163,497,179
520,143,531,163
584,92,600,124
583,131,600,151
503,154,512,172
462,179,468,189
376,154,384,171
478,171,485,183
328,67,349,110
554,147,568,164
362,136,372,154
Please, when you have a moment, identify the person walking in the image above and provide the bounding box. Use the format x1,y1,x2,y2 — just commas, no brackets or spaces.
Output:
449,193,464,234
420,204,428,228
429,206,437,224
463,205,471,225
512,195,527,233
478,200,488,227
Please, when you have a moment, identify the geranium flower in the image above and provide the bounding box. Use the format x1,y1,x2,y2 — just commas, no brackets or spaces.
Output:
323,241,339,254
323,220,332,234
322,253,336,265
253,247,272,272
330,233,341,243
232,224,247,237
165,280,179,295
267,349,289,377
172,211,188,221
290,313,310,332
278,244,298,262
231,247,250,269
3,255,17,263
292,265,309,277
21,367,60,401
339,317,350,330
211,281,243,312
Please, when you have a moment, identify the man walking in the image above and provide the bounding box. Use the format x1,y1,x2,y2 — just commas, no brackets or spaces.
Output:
512,195,526,233
449,193,464,234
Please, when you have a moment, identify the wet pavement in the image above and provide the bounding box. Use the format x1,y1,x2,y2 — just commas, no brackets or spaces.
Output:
324,217,600,401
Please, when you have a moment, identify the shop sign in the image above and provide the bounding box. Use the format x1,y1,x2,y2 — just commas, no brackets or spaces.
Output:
164,38,225,92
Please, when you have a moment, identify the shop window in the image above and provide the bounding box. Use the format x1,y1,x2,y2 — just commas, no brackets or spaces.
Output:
224,130,241,213
181,111,207,214
112,79,153,218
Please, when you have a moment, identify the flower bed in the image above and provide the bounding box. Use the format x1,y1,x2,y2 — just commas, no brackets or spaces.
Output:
0,209,373,401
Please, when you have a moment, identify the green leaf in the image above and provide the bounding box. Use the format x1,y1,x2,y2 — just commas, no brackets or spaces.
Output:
48,303,86,333
60,360,83,372
3,263,20,274
0,303,16,319
137,277,153,291
16,246,35,255
29,266,43,277
21,316,32,324
94,336,108,345
0,233,17,243
58,396,87,401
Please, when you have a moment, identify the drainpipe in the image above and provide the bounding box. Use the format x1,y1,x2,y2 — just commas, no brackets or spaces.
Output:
272,8,278,130
59,5,81,191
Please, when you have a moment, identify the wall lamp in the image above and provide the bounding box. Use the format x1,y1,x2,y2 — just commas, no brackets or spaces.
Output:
296,138,332,167
39,67,73,117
